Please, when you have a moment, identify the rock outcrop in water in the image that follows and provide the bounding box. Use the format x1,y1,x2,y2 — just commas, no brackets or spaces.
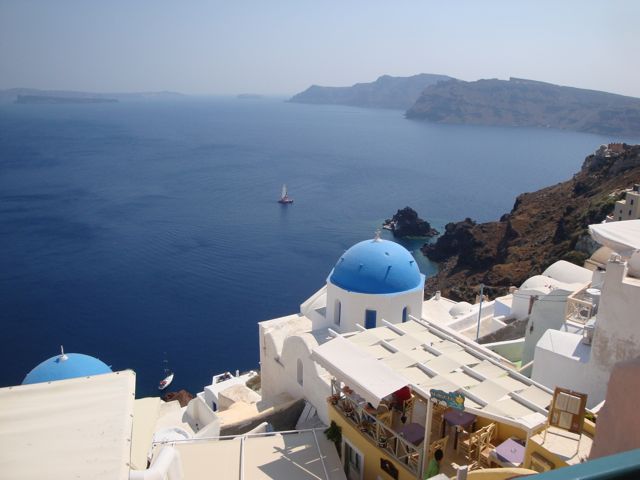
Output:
406,77,640,137
290,73,453,110
383,207,439,238
162,389,194,407
423,144,640,302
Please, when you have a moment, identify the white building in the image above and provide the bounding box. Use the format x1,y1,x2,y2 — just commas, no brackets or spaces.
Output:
260,236,426,424
607,184,640,222
259,236,520,426
531,220,640,408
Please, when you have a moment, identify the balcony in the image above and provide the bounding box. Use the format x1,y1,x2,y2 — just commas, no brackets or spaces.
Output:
565,287,600,324
328,382,423,476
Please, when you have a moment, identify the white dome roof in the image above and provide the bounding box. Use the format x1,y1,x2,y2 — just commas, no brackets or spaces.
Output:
449,302,473,317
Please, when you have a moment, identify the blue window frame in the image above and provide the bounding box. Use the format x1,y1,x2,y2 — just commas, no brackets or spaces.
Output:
365,309,376,329
402,307,408,323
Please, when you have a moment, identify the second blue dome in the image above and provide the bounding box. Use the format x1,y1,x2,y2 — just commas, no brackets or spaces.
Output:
329,238,423,294
22,352,112,385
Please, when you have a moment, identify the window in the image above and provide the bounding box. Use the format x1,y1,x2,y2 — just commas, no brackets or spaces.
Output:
630,210,633,216
402,306,408,323
365,310,376,329
296,359,303,386
334,300,341,326
631,199,635,205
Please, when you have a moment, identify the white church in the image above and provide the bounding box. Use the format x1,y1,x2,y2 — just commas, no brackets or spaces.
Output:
259,234,428,425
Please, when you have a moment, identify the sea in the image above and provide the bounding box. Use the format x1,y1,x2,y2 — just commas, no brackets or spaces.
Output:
1,96,635,397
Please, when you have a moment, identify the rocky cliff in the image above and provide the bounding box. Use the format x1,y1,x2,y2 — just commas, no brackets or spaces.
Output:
289,73,453,110
406,78,640,136
383,207,438,237
423,144,640,302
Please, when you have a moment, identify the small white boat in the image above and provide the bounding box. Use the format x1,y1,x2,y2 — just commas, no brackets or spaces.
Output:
278,184,293,204
158,356,174,390
159,372,174,390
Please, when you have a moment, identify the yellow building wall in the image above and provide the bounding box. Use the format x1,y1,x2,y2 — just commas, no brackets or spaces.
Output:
329,404,420,480
467,468,537,479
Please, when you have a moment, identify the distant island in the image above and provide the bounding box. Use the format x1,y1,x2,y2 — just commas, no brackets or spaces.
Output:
406,77,640,137
289,73,453,110
0,88,183,104
16,95,117,104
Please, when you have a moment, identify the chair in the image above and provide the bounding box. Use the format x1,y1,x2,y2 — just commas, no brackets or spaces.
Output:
431,403,447,439
428,435,449,458
478,425,497,468
377,403,392,426
459,422,496,455
458,429,480,464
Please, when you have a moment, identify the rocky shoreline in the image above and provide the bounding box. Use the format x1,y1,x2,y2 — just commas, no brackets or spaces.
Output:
383,206,439,238
422,144,640,302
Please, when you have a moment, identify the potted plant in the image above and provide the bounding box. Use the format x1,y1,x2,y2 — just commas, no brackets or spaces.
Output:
378,435,388,448
343,404,354,419
327,394,340,405
358,420,371,433
324,421,342,456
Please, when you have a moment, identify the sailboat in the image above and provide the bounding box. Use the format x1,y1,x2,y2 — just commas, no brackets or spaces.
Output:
158,357,174,391
278,184,294,204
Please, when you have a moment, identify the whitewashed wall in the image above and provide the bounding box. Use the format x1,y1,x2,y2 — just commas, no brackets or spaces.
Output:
521,289,572,366
324,281,424,333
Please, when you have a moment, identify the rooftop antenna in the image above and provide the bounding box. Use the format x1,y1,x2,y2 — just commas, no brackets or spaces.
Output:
59,345,68,361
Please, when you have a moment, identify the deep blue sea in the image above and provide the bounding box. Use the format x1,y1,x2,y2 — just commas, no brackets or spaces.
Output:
1,97,634,396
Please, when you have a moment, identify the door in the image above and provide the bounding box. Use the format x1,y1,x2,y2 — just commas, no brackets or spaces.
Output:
344,440,364,480
365,309,376,329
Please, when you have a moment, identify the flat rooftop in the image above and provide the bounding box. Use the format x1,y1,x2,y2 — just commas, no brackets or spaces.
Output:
0,371,136,480
169,429,346,480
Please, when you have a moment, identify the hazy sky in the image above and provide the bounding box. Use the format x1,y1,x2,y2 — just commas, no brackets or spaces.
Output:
1,0,638,97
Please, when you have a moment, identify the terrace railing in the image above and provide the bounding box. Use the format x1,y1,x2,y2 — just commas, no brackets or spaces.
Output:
565,292,595,324
329,382,422,476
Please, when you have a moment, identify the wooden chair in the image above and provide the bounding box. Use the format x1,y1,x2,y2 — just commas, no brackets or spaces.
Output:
478,425,497,468
459,429,480,464
377,403,392,426
459,422,496,454
431,403,447,439
428,435,449,458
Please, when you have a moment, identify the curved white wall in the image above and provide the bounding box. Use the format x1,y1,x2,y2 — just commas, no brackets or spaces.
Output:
324,280,424,333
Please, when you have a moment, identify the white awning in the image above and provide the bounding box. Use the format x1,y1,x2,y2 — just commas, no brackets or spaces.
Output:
589,220,640,255
311,335,408,406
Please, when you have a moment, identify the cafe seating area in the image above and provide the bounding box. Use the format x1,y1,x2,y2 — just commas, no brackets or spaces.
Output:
328,380,425,476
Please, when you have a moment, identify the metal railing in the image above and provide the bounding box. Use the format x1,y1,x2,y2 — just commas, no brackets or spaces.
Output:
329,382,422,476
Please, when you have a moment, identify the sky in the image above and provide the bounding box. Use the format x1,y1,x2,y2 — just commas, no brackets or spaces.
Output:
1,0,639,97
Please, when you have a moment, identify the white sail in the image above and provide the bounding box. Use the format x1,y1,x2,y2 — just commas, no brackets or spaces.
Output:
281,184,287,198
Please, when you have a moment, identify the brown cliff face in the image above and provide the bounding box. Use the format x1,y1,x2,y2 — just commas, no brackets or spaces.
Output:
423,144,640,302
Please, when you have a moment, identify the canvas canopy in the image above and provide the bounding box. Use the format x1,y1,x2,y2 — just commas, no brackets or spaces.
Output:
311,335,408,406
589,220,640,255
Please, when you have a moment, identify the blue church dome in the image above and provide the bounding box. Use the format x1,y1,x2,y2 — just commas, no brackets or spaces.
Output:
22,351,112,385
329,238,423,294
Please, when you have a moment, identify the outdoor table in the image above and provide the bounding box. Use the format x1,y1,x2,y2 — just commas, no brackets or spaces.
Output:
443,410,477,449
490,437,526,467
397,422,425,446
